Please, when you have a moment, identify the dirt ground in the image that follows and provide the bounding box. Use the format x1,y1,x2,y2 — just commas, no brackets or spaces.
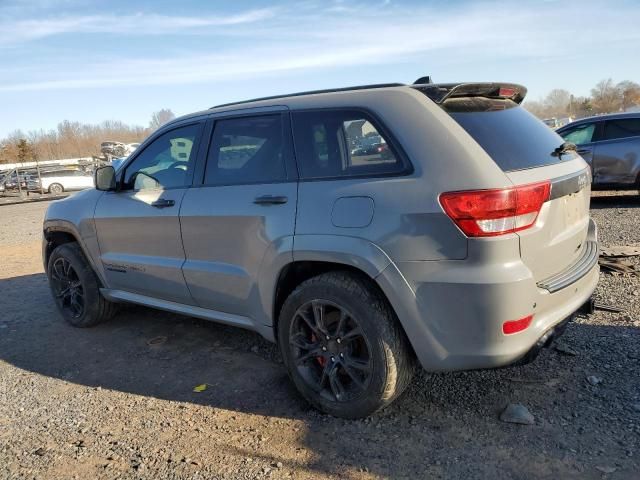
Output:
0,196,638,480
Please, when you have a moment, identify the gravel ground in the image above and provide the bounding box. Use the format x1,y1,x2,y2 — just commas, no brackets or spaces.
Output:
0,195,638,480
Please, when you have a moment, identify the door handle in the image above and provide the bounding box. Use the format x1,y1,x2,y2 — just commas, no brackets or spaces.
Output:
150,198,175,208
254,195,288,205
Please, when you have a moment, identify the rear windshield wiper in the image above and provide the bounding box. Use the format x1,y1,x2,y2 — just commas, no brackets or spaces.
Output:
552,141,577,157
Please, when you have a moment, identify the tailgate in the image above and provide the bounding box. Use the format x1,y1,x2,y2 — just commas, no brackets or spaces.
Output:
441,95,594,284
506,158,592,282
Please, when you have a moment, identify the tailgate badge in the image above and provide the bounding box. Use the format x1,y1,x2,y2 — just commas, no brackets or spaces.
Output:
578,173,588,190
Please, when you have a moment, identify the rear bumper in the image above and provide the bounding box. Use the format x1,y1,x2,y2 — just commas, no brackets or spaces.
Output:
510,311,573,366
376,219,599,372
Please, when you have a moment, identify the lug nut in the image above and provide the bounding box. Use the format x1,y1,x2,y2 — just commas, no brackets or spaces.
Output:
336,338,341,344
339,353,344,358
322,346,327,351
326,335,330,340
331,356,335,362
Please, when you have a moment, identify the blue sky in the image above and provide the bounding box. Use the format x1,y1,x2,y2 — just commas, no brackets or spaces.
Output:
1,0,639,137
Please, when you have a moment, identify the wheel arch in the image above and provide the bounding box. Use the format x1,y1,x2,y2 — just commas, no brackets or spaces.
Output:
271,236,393,327
43,221,107,287
273,261,381,332
43,228,77,267
271,245,412,360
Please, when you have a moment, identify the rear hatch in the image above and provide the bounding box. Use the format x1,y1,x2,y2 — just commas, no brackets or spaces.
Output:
418,83,592,282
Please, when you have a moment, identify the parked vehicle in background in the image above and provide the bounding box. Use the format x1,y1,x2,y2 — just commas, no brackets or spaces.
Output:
558,116,574,127
543,117,574,130
40,170,94,194
43,79,598,418
557,113,640,189
543,117,561,129
0,171,28,192
5,173,27,191
24,173,43,192
100,141,140,161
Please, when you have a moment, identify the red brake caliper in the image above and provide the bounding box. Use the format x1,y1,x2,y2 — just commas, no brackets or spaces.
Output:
311,333,326,367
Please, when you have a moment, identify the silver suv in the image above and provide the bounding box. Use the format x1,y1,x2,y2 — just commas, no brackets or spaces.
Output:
43,80,599,418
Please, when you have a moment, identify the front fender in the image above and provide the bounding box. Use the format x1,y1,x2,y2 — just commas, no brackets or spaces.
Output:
43,219,107,287
43,189,105,285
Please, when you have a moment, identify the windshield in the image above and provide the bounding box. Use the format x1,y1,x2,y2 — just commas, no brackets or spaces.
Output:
444,99,576,172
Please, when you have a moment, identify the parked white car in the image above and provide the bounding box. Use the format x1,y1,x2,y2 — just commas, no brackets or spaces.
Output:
40,170,94,194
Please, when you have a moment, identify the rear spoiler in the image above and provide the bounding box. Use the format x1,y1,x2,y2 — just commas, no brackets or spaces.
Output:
411,82,527,105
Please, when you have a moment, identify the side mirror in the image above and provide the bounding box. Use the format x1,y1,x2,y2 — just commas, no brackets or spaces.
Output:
95,166,116,191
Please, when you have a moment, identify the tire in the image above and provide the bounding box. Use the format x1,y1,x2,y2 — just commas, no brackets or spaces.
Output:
47,243,117,327
48,183,64,195
278,271,415,419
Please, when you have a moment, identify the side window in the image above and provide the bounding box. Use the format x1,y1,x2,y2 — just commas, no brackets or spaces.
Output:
560,123,596,145
204,115,286,186
292,110,405,179
123,123,201,190
603,119,640,141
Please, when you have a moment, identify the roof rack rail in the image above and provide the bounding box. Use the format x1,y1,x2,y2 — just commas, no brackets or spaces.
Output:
210,83,405,109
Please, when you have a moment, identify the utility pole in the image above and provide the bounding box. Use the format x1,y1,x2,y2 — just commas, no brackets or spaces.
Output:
569,95,574,118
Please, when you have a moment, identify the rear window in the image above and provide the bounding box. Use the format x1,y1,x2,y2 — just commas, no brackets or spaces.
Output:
445,98,576,172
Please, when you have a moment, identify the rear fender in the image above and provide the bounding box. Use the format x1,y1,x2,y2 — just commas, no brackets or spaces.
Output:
292,235,392,278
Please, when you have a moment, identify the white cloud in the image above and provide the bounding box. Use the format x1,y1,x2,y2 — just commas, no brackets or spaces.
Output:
0,1,638,92
0,8,277,45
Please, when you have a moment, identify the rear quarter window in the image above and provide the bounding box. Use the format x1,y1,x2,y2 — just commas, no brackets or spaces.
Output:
603,118,640,141
291,109,409,179
447,100,576,172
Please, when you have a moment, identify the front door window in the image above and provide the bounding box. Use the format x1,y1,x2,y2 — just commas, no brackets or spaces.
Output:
123,124,201,190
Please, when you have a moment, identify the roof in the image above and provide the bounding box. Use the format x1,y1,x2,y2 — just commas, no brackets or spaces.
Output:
210,83,404,109
160,79,529,132
558,111,640,130
209,81,527,111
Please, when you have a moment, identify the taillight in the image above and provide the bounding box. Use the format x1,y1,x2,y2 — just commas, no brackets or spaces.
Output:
502,315,533,335
439,181,550,237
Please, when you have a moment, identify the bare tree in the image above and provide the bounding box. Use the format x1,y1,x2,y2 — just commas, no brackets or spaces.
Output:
0,121,150,164
544,89,572,117
591,78,621,114
523,100,547,118
149,109,176,130
617,80,640,111
525,78,639,120
524,89,572,119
